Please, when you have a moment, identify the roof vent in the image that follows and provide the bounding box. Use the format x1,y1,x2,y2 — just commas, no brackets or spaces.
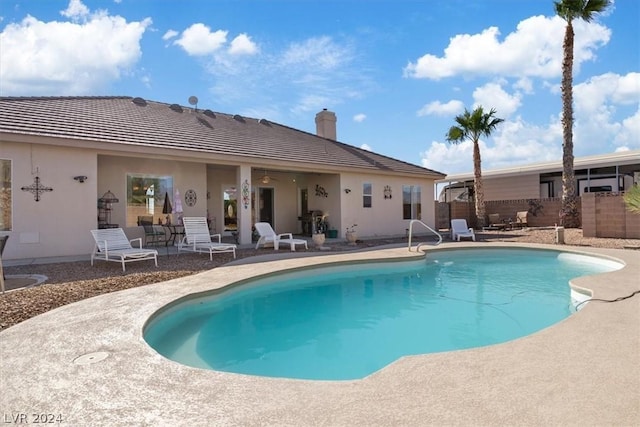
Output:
197,117,213,129
203,109,216,119
233,114,246,123
169,104,184,113
259,118,271,127
132,97,147,107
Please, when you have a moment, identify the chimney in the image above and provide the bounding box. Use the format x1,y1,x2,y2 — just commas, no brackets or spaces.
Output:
315,109,337,140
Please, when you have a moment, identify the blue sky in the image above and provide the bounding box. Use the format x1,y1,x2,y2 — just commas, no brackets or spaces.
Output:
1,0,638,175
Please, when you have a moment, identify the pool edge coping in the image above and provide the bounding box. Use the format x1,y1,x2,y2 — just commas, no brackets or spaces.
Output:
1,242,638,426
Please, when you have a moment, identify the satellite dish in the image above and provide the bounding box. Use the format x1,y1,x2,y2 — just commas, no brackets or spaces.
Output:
188,96,199,111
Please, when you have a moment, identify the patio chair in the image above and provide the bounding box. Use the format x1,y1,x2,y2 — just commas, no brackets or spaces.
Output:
450,219,476,241
178,217,236,260
90,228,158,272
254,222,308,251
141,223,170,247
484,213,506,231
137,215,153,226
515,211,528,228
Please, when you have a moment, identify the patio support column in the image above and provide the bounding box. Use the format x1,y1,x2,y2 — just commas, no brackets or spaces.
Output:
237,165,253,245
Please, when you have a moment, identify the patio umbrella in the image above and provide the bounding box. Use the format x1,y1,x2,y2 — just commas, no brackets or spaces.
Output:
162,192,172,214
173,188,184,224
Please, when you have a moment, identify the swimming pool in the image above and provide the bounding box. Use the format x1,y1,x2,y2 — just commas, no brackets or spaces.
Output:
144,248,622,380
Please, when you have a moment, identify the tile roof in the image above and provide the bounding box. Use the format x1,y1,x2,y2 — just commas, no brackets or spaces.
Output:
0,96,445,177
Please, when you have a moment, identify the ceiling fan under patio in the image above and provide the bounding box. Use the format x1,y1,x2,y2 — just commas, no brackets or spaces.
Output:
256,169,279,184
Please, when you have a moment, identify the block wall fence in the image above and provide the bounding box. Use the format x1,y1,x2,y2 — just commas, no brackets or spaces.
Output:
435,193,639,239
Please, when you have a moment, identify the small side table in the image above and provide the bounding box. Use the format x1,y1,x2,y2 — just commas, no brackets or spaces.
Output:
164,225,185,246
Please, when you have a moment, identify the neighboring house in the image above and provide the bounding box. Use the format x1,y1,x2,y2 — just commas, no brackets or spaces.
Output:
0,96,445,261
437,150,640,202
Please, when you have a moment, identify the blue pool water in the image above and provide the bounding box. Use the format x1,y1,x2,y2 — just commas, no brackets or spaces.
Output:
144,248,622,380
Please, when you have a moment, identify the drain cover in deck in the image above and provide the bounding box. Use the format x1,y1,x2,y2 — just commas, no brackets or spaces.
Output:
73,351,110,365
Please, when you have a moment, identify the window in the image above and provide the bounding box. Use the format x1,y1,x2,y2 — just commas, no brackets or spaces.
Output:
402,185,421,220
126,174,173,226
0,159,11,231
363,183,372,208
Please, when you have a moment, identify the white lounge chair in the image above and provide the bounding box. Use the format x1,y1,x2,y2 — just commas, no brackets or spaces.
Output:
254,222,308,251
90,228,158,271
178,217,236,260
450,219,476,241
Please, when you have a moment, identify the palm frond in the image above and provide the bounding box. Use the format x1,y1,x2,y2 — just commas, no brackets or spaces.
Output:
623,185,640,214
554,0,612,22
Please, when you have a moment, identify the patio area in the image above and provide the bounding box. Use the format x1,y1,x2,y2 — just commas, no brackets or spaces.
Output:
0,242,638,426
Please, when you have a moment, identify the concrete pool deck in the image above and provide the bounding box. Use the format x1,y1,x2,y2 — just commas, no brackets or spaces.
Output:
1,242,638,426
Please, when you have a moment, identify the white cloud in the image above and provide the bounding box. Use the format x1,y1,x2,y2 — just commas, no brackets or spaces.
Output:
162,29,178,41
404,15,610,80
417,100,464,117
422,69,639,175
206,35,369,117
421,140,477,174
573,72,640,152
421,116,562,174
174,23,227,56
513,77,534,94
353,113,366,122
0,3,151,95
612,72,640,104
472,82,521,118
360,143,372,151
140,74,151,89
281,36,355,73
229,33,258,55
60,0,89,20
613,109,640,149
575,72,640,112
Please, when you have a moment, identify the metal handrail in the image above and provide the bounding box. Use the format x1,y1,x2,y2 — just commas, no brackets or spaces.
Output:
408,219,442,251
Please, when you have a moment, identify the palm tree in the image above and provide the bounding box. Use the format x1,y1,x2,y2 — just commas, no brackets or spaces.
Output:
554,0,612,228
446,106,504,228
623,185,640,214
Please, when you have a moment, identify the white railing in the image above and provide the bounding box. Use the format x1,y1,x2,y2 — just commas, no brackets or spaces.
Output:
408,219,442,252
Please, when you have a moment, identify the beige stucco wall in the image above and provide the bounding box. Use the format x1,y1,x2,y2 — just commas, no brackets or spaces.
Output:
3,141,439,260
207,168,236,235
305,173,341,233
1,141,97,260
98,155,208,237
339,173,436,238
208,169,302,237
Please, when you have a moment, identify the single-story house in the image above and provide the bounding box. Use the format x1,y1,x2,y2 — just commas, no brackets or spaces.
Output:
0,96,445,261
437,150,640,202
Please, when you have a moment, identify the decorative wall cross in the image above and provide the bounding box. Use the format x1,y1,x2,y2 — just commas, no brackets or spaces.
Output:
21,176,53,201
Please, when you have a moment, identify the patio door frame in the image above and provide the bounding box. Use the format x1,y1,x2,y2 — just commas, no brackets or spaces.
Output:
254,186,275,228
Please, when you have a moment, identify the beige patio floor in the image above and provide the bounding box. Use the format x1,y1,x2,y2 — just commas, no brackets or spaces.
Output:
0,242,638,426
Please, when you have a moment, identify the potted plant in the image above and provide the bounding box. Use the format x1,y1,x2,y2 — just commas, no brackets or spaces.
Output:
345,224,358,244
312,230,326,248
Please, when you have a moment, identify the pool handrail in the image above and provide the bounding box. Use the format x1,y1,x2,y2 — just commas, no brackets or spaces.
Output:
408,219,442,251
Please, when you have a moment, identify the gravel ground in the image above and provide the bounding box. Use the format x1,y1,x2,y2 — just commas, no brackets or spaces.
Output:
1,228,638,331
